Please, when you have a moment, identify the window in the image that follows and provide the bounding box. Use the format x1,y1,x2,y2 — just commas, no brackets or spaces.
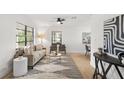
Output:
51,31,62,44
16,22,34,48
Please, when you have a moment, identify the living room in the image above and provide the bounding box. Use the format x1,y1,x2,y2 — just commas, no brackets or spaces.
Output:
1,0,124,93
0,14,92,79
1,14,124,79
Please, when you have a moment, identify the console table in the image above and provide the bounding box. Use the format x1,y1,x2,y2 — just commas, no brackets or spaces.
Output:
93,52,124,79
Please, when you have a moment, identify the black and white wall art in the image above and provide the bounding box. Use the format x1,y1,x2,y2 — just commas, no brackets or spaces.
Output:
104,15,124,56
82,32,91,44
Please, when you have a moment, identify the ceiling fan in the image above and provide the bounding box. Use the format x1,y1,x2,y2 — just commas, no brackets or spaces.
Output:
56,18,65,24
49,16,76,24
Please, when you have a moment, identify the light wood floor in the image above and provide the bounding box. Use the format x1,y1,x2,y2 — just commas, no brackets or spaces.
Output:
70,53,94,79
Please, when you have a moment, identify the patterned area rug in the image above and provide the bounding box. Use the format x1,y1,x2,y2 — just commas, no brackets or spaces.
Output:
15,55,83,79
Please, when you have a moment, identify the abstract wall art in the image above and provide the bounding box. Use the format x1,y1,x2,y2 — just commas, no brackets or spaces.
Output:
104,15,124,56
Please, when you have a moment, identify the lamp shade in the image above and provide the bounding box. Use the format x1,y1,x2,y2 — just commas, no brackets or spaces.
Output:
37,32,45,39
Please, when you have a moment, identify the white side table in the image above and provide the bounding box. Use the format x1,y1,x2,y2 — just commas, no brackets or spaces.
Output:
13,57,28,77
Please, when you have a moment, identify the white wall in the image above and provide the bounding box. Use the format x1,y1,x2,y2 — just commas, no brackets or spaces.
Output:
0,14,91,78
0,14,36,78
90,14,124,78
0,15,16,78
36,22,91,54
91,14,119,66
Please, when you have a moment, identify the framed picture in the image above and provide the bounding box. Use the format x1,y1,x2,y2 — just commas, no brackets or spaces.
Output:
82,32,91,44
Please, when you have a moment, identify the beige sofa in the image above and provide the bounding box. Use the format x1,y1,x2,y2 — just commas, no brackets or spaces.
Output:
24,50,46,69
23,44,46,69
14,44,46,69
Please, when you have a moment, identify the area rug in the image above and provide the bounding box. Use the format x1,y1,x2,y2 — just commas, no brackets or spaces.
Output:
15,55,83,79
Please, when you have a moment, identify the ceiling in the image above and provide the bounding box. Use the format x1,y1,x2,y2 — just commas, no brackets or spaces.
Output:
26,14,92,27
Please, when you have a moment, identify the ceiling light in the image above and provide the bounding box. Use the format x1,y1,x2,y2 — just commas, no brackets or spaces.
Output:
57,21,61,24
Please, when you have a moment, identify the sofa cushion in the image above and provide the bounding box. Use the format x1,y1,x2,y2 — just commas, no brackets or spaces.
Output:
32,51,41,64
36,44,43,51
24,47,34,55
24,47,29,55
33,45,36,51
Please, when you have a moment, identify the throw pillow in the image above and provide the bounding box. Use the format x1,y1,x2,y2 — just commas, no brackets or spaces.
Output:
28,46,34,55
24,47,29,55
14,49,24,58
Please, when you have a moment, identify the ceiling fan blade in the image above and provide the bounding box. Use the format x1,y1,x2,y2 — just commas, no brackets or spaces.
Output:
61,19,65,21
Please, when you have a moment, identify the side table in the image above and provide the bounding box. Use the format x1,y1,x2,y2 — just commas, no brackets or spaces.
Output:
13,57,28,77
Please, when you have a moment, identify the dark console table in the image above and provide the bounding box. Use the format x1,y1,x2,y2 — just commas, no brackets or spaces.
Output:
93,52,124,79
